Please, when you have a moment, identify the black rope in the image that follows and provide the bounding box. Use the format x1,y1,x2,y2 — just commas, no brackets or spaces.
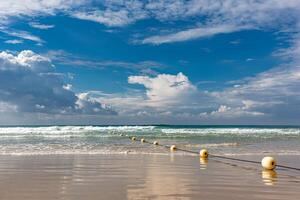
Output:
123,135,300,172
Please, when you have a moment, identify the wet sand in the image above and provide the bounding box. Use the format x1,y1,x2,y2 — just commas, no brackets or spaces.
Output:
0,154,299,200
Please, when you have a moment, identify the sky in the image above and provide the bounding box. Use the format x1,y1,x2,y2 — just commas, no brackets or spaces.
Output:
0,0,300,125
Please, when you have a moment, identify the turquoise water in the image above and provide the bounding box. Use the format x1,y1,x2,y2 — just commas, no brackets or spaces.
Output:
0,125,299,155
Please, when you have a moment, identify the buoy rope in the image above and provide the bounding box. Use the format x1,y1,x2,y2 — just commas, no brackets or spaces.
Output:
122,134,300,172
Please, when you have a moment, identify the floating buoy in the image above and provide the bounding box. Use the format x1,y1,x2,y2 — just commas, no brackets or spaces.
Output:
170,145,177,151
131,137,136,141
120,134,123,136
153,141,159,145
141,138,145,143
200,149,208,158
261,156,276,170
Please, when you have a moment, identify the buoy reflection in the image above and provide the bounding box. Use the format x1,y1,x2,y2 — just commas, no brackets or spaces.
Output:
262,169,277,186
199,157,208,170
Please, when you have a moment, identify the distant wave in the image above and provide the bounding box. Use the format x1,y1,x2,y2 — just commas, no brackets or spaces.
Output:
161,128,300,137
0,125,156,134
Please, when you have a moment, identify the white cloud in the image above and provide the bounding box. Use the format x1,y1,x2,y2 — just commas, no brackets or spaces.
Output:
4,39,23,44
128,72,197,106
1,0,300,45
0,101,17,112
71,1,147,27
0,29,44,43
29,22,55,30
204,104,265,118
0,50,116,115
210,64,300,120
72,9,146,27
0,0,84,23
45,50,167,73
141,24,249,45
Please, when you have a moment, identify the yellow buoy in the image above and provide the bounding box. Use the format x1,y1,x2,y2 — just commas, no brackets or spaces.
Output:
153,141,159,145
199,149,208,158
141,138,145,143
170,145,177,151
261,156,276,170
131,137,136,141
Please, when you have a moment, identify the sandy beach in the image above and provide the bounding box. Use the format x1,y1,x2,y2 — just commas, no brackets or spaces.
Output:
1,0,300,199
0,154,299,200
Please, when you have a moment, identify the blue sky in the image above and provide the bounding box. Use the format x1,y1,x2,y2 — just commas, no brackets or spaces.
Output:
0,0,300,125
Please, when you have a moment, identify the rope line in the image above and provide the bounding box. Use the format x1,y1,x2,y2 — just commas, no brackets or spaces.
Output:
123,134,300,172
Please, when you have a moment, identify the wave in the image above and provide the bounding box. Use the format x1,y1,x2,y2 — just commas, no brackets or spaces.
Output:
0,125,156,135
161,128,300,137
0,126,299,140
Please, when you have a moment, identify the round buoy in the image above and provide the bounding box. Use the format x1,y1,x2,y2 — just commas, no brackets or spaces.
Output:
120,134,124,136
261,156,276,170
153,141,159,145
141,138,145,143
200,149,208,158
131,137,136,141
170,145,177,151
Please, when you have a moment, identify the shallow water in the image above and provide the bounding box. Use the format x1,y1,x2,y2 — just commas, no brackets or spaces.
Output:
0,125,300,156
0,154,299,200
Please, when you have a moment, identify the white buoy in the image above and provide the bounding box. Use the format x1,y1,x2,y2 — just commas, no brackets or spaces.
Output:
261,156,276,170
200,149,208,158
153,141,159,145
131,137,136,141
141,138,145,143
170,145,177,151
120,134,124,136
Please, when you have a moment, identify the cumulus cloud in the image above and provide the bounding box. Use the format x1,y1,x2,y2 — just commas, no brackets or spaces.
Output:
95,72,217,119
128,72,197,106
0,50,116,115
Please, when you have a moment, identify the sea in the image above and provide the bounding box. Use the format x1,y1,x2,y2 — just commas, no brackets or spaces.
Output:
0,125,299,156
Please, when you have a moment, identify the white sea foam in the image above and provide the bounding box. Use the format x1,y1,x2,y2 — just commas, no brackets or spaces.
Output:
161,128,300,136
0,126,156,137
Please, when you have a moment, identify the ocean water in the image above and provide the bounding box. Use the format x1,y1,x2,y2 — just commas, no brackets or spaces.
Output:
0,125,300,156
